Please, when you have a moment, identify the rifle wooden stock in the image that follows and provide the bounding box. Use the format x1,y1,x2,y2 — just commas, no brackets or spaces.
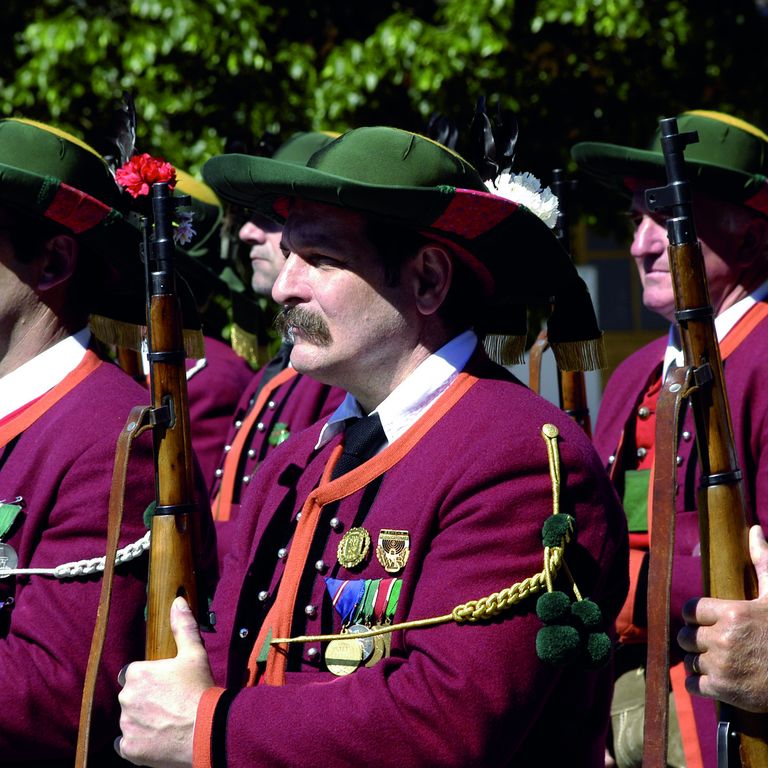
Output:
670,240,766,766
646,118,768,767
144,183,199,660
558,369,592,438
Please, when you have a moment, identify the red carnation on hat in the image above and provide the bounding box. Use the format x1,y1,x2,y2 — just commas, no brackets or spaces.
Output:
115,153,176,198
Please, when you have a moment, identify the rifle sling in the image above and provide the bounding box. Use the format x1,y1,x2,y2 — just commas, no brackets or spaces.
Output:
74,405,153,768
643,365,690,767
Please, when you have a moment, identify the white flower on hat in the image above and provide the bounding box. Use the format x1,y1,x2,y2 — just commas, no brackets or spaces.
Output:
486,171,559,229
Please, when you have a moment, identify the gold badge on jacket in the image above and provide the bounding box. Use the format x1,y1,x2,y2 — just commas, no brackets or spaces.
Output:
337,527,371,569
376,529,410,573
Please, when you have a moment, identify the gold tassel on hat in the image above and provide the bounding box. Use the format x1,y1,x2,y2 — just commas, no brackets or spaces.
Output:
89,314,206,360
230,322,264,368
482,333,527,366
89,315,145,353
183,328,205,360
550,335,606,372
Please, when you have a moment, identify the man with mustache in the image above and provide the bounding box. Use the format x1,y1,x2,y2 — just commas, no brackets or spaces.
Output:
572,110,768,768
116,126,628,767
209,132,345,564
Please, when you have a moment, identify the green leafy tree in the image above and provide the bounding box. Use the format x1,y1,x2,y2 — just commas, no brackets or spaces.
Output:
4,0,768,180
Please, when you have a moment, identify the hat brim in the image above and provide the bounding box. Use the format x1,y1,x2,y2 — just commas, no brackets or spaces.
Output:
0,163,204,338
571,142,768,212
203,152,563,294
0,162,139,257
205,154,457,227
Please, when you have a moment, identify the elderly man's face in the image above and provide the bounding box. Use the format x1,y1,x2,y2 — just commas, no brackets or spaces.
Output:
238,212,284,297
629,186,762,321
272,200,414,405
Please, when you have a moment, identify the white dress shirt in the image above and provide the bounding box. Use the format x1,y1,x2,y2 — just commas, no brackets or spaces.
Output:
0,328,91,420
316,329,478,450
662,279,768,380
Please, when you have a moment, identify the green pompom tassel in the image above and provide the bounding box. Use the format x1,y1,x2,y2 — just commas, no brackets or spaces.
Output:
143,500,156,529
536,624,581,665
541,514,575,547
584,631,612,668
536,591,571,624
571,599,603,629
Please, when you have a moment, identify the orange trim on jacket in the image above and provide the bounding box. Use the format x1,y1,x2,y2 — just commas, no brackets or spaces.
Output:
249,370,480,687
0,349,102,449
212,366,298,522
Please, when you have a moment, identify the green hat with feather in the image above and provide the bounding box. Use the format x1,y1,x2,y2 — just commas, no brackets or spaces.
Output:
0,117,161,342
203,126,605,371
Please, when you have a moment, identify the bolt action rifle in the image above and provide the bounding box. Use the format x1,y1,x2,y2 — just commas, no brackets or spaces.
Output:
142,181,201,659
642,117,768,768
528,169,592,437
75,181,203,766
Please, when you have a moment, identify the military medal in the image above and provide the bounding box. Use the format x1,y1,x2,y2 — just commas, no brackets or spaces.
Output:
365,630,386,668
325,637,364,676
0,543,18,578
346,623,374,662
0,501,23,579
337,527,371,569
376,529,410,573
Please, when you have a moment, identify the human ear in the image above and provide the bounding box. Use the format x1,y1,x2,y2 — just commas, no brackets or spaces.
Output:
735,215,768,266
36,235,78,292
409,244,453,316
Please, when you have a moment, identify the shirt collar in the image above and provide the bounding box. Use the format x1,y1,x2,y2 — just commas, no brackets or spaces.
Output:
663,279,768,379
0,328,91,419
315,329,478,450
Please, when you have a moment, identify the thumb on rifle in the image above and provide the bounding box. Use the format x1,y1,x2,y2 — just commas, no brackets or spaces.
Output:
749,524,768,600
170,595,205,658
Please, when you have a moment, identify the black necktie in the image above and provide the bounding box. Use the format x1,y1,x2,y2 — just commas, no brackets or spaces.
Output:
256,342,293,395
331,412,386,479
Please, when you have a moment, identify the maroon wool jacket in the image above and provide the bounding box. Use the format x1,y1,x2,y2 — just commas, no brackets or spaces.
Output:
187,336,255,490
0,359,218,767
209,364,344,565
201,357,629,767
593,313,768,767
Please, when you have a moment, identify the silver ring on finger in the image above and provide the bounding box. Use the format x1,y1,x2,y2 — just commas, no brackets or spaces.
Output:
691,653,702,676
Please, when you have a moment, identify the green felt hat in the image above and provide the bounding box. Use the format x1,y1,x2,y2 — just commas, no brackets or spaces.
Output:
203,126,605,370
571,110,768,215
219,130,341,366
272,130,341,165
0,118,162,338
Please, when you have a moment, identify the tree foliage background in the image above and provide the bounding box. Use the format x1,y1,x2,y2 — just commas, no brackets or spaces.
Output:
2,0,768,225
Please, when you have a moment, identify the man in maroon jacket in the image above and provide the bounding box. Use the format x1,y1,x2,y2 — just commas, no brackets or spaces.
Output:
117,126,628,767
572,110,768,767
0,117,173,766
209,132,345,565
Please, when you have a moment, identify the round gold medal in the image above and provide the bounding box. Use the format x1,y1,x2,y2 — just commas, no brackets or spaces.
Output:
336,527,371,569
346,623,374,662
364,631,386,668
325,637,364,676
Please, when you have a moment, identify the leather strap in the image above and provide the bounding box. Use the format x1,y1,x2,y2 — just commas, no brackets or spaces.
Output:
643,366,691,767
74,405,153,768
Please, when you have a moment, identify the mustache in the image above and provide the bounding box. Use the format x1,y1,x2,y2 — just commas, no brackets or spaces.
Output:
274,306,333,346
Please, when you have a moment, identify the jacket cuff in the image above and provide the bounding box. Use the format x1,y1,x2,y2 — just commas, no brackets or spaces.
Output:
193,686,232,768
